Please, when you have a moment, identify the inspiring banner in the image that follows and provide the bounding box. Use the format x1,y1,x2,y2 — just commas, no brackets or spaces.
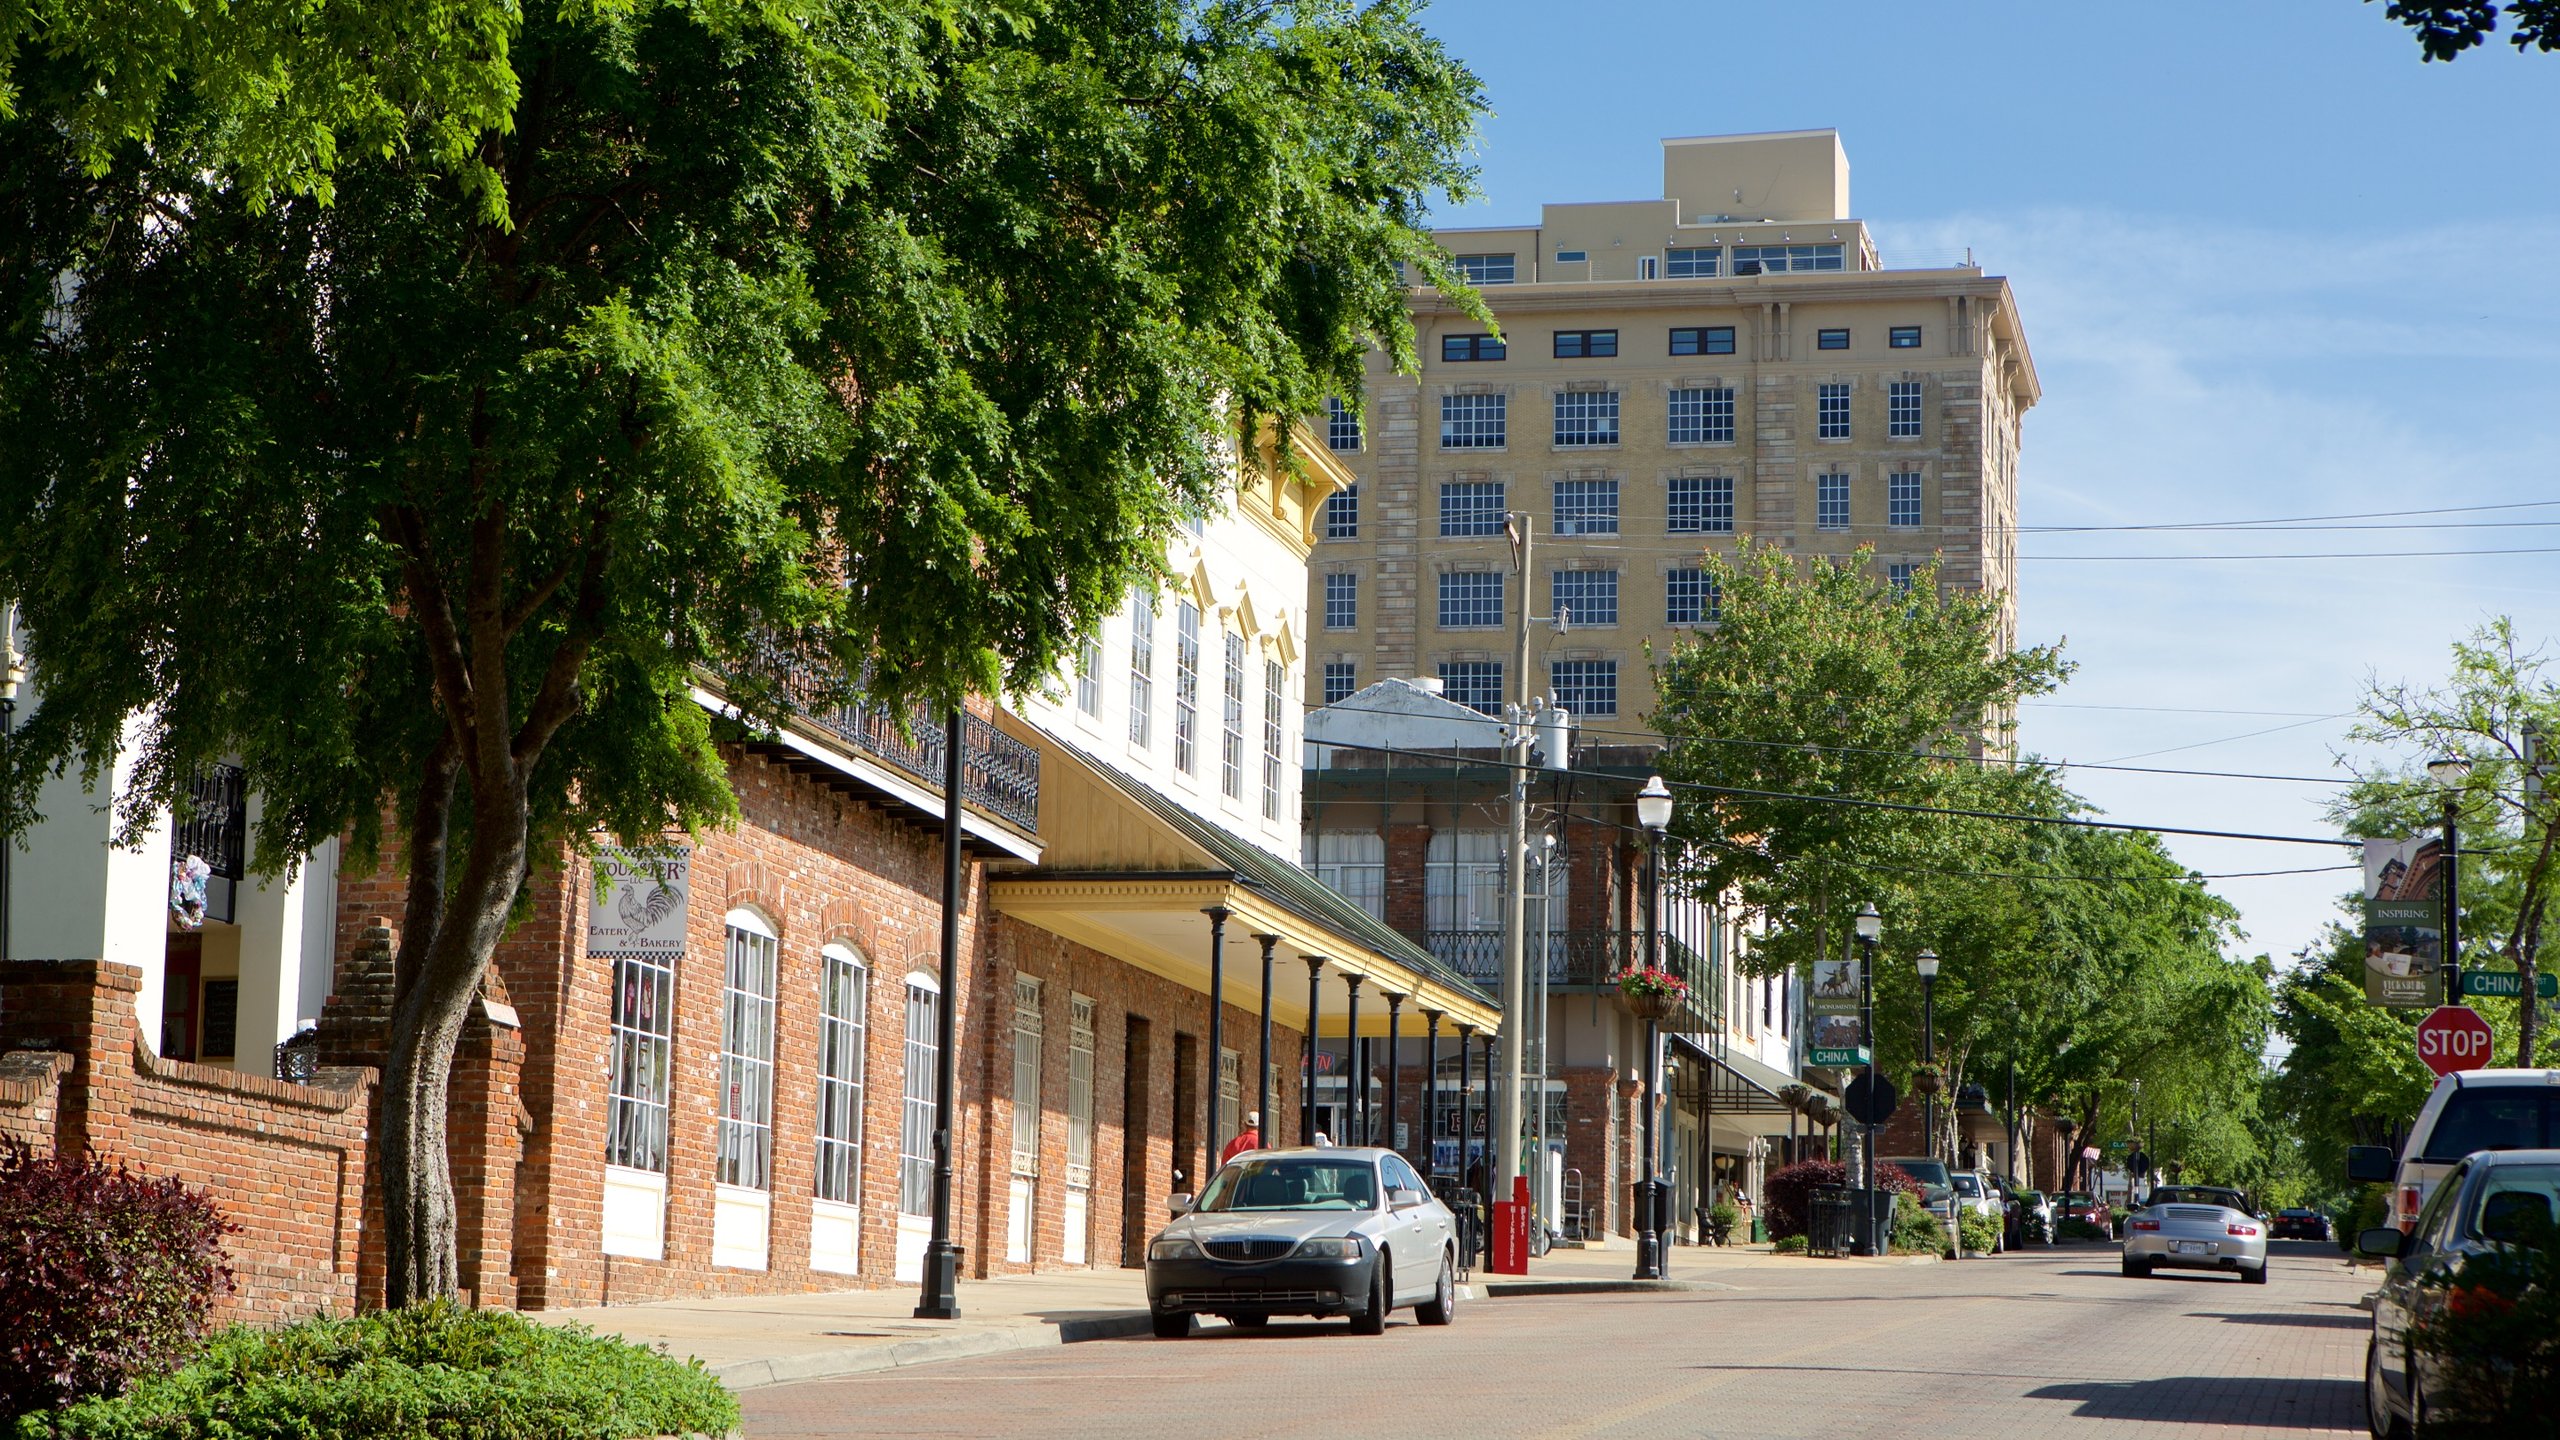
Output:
2362,836,2444,1009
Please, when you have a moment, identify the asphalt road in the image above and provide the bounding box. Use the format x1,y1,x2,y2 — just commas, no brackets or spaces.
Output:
741,1240,2373,1438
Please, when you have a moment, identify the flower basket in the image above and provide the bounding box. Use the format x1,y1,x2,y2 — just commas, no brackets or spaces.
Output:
1615,966,1688,1021
1911,1064,1945,1096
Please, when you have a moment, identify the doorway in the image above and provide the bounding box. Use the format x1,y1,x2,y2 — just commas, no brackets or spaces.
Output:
1171,1033,1200,1197
1119,1015,1152,1269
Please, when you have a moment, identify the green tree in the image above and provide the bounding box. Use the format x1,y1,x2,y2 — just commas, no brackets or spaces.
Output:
0,0,1485,1305
2366,0,2560,59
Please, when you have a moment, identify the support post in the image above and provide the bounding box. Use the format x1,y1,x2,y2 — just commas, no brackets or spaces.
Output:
1384,991,1406,1159
1302,956,1326,1143
1343,973,1364,1144
915,707,968,1320
1203,906,1230,1164
1254,933,1277,1152
1422,1009,1443,1173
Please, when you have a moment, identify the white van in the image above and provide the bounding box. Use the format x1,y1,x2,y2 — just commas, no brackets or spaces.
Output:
2348,1068,2560,1229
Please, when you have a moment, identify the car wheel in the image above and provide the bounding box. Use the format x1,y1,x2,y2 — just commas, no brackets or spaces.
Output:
1152,1310,1193,1339
2367,1339,2411,1440
2244,1262,2268,1285
1349,1252,1389,1335
1416,1251,1457,1326
2122,1256,2151,1278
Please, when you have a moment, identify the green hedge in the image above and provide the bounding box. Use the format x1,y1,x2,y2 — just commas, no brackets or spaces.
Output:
18,1302,738,1440
2057,1217,2113,1242
1888,1193,1945,1255
1957,1209,2002,1254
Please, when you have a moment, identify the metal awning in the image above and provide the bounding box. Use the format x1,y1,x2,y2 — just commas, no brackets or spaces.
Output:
1665,1033,1795,1117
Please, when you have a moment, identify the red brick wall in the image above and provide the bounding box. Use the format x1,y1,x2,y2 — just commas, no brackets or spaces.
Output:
1383,822,1432,941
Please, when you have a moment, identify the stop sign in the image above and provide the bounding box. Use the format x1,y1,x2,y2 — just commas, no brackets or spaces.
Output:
2415,1005,2495,1078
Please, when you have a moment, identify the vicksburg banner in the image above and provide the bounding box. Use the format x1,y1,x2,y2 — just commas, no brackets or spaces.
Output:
2363,836,2444,1009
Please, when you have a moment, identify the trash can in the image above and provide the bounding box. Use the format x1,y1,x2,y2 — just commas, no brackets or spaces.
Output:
1808,1185,1855,1257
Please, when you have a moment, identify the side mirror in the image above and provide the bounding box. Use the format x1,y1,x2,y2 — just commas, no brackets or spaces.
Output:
2356,1226,2411,1259
2347,1145,2397,1185
1389,1187,1424,1211
1169,1193,1195,1218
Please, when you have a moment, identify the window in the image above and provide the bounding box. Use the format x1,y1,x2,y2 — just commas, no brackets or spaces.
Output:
1128,589,1155,749
1441,334,1508,363
1889,471,1923,529
1816,328,1850,352
605,946,676,1173
1817,473,1851,531
1553,329,1618,359
1667,474,1736,534
899,974,940,1215
1670,326,1736,357
1011,976,1043,1177
1551,568,1618,627
1666,247,1720,278
1552,390,1619,447
1638,255,1658,280
1889,381,1923,439
1455,253,1515,285
1667,567,1721,624
1221,630,1247,800
1553,478,1619,536
1218,1048,1243,1149
1263,658,1284,821
1066,996,1096,1191
1889,325,1922,349
1438,661,1503,715
814,946,868,1204
1553,249,1587,264
1304,832,1387,921
1174,601,1200,775
1327,397,1362,452
1322,661,1356,705
1817,382,1850,440
1550,659,1618,718
1427,830,1507,931
1324,572,1357,629
1075,633,1102,716
1323,484,1359,540
1438,571,1504,629
1888,561,1918,595
1440,479,1507,536
718,913,779,1190
1668,387,1736,445
1731,242,1845,273
1440,393,1507,449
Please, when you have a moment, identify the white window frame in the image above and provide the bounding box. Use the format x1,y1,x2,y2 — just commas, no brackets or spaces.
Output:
899,970,942,1216
1553,477,1619,536
1455,252,1516,285
1889,471,1924,529
1218,1047,1243,1149
1220,630,1247,801
1438,571,1505,630
1322,661,1356,706
1437,661,1503,715
1174,601,1200,775
1427,830,1507,931
1262,657,1285,822
814,944,869,1205
1667,568,1721,625
1665,246,1719,278
1439,479,1507,536
1304,832,1386,921
1011,975,1044,1177
1327,397,1362,452
1128,588,1155,749
1324,572,1357,629
717,910,780,1192
1323,484,1359,540
605,946,676,1176
1551,659,1618,719
1067,996,1097,1191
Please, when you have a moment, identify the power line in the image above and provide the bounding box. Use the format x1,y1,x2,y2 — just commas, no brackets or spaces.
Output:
2021,497,2560,533
2026,546,2560,561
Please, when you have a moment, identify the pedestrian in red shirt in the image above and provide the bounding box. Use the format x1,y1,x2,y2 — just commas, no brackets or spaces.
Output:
1219,1112,1262,1166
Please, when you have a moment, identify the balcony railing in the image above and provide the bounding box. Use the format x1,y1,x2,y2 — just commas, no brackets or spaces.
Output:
751,647,1041,835
1424,928,1723,1029
170,763,248,925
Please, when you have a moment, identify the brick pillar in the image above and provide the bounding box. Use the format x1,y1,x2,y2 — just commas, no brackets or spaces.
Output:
1383,822,1432,942
317,920,396,1309
0,959,142,1161
449,992,525,1310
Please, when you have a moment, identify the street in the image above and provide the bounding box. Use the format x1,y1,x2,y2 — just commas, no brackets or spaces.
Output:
741,1242,2370,1438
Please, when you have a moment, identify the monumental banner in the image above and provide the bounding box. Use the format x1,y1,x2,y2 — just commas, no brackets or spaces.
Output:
588,845,693,958
1808,950,1866,1064
2363,836,2444,1009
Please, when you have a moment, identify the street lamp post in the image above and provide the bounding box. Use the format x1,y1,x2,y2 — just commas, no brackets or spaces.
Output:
0,630,21,964
1854,902,1883,1255
914,708,969,1321
1632,775,1674,1281
2429,756,2471,1003
1916,949,1939,1162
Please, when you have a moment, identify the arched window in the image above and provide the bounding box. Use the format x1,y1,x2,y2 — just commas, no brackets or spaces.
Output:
899,970,942,1216
717,909,780,1191
814,943,869,1204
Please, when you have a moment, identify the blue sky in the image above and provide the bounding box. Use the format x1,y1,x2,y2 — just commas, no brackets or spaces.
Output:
1410,0,2560,967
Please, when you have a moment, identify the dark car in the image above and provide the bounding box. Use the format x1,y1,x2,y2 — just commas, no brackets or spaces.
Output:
2358,1150,2560,1436
2270,1207,2331,1242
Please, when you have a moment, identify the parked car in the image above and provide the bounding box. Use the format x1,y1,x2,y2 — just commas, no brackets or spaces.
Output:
2121,1194,2268,1283
1948,1171,2006,1252
1144,1147,1459,1337
2357,1148,2560,1436
2055,1191,2109,1233
2348,1068,2560,1232
2270,1207,2332,1242
1878,1156,1958,1245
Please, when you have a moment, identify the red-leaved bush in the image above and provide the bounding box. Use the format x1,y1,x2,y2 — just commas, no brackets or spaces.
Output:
1761,1158,1920,1239
0,1141,236,1418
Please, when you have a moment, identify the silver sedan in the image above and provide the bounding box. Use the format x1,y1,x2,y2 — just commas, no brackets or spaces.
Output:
2121,1199,2268,1283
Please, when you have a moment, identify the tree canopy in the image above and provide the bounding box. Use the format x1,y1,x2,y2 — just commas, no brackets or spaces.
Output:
2367,0,2560,59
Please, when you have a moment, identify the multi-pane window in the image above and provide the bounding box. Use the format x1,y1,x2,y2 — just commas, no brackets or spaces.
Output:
1553,390,1619,447
1440,393,1507,449
1817,473,1851,531
1438,571,1505,629
1817,383,1850,440
1889,471,1924,529
1732,242,1845,273
1668,475,1736,534
1128,589,1155,749
1322,661,1356,705
1665,247,1720,278
1440,479,1507,536
1262,658,1284,822
717,915,780,1190
1326,397,1362,452
899,976,940,1215
1889,325,1923,349
1888,561,1918,595
1438,661,1504,715
1323,484,1358,540
1667,568,1722,624
1075,634,1102,716
814,947,868,1204
1221,631,1247,801
1324,572,1357,629
1670,326,1736,356
1553,478,1619,536
1427,830,1507,931
1815,328,1851,351
1304,832,1387,921
1441,333,1508,362
1668,387,1736,444
1550,659,1619,718
1553,329,1618,359
1551,568,1619,627
1174,601,1200,775
1455,253,1516,285
1011,976,1043,1177
1218,1048,1243,1150
1889,381,1923,439
1066,996,1096,1191
605,948,676,1173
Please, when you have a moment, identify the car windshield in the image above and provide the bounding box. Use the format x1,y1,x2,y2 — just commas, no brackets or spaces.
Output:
1885,1159,1951,1187
2468,1163,2560,1240
1195,1156,1379,1212
2149,1187,2246,1211
2421,1089,2560,1163
1952,1175,1983,1197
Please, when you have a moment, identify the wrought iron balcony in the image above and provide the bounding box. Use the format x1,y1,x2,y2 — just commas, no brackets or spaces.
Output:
747,647,1041,835
1423,928,1724,1029
170,763,248,925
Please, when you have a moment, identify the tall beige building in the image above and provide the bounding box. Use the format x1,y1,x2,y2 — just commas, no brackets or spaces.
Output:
1306,129,2038,729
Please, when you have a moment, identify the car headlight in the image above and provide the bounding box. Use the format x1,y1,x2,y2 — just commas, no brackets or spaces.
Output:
1293,1236,1364,1259
1149,1237,1203,1261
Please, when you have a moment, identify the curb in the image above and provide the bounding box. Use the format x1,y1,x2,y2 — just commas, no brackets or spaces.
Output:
709,1312,1155,1390
1477,1277,1738,1296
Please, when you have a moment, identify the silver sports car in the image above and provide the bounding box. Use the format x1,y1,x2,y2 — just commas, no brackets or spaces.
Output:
2121,1195,2268,1283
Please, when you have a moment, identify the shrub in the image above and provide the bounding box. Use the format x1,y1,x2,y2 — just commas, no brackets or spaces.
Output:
1889,1192,1945,1255
24,1301,740,1439
1761,1159,1919,1240
1958,1208,2002,1255
0,1142,235,1418
2057,1217,2113,1242
1707,1202,1741,1243
1771,1234,1808,1254
2402,1210,2560,1435
2341,1185,2390,1255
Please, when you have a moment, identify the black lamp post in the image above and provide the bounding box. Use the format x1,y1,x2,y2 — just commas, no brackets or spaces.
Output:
1916,948,1939,1161
1854,901,1883,1255
0,635,21,964
2429,755,2471,1003
1632,773,1674,1281
914,707,969,1321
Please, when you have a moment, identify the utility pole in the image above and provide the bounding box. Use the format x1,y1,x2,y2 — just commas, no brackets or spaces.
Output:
1496,512,1535,1205
2523,723,2548,1065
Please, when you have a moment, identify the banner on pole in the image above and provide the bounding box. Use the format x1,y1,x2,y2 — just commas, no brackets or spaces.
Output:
2362,836,2444,1009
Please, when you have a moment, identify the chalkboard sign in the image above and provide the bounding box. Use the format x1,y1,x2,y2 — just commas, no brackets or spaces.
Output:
200,979,239,1059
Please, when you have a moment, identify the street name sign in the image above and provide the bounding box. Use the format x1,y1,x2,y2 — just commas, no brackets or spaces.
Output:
2461,970,2559,1000
1809,1045,1870,1067
2415,1005,2495,1078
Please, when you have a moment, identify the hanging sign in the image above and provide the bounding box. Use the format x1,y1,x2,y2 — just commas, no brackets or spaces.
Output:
1808,954,1863,1062
587,846,692,958
2363,836,2445,1009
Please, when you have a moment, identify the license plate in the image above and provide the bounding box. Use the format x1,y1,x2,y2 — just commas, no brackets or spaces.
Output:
2172,1241,2212,1255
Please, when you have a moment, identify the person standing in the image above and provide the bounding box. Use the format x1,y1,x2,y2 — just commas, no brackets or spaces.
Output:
1219,1111,1263,1166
